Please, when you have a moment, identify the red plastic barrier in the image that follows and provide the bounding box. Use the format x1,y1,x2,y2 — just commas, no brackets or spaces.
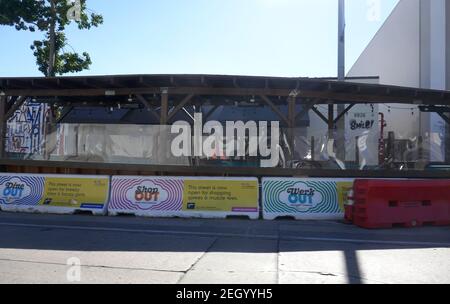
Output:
344,205,354,223
352,179,450,229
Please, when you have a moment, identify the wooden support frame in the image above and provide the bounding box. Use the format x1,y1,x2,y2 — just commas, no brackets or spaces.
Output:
136,94,161,122
419,105,450,125
167,94,195,122
327,104,334,139
333,104,355,124
437,112,450,125
204,104,221,121
288,96,296,157
0,94,6,158
56,105,74,123
295,98,319,120
160,88,169,125
310,106,329,124
5,96,27,119
4,85,444,105
259,95,290,126
1,158,449,179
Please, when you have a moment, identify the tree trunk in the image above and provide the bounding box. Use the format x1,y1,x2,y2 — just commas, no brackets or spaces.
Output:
48,0,56,77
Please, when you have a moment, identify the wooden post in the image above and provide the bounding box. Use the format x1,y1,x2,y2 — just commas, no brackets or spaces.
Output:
160,87,169,125
418,135,423,160
327,104,335,161
0,94,6,159
327,104,334,139
44,105,56,160
311,136,315,161
288,96,296,159
159,88,169,168
355,136,360,167
387,131,395,164
167,94,194,122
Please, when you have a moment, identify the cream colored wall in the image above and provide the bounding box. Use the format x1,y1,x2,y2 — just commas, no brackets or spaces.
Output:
347,0,421,140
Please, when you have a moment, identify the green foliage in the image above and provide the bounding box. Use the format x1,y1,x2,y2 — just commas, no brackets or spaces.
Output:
0,0,103,76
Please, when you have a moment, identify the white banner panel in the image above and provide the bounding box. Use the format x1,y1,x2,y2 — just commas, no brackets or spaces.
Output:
0,173,110,215
262,177,354,220
108,176,259,219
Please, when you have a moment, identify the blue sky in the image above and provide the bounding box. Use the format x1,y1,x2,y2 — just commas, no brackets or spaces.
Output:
0,0,399,77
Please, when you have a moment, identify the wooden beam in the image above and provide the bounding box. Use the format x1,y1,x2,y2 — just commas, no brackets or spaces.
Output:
5,96,27,119
288,96,296,157
4,86,446,105
135,94,161,122
288,96,296,127
259,95,290,126
167,94,194,122
327,104,334,138
295,99,320,120
419,105,450,113
56,106,74,123
1,158,449,179
160,88,169,124
437,112,450,125
333,104,355,124
204,104,221,121
310,106,328,124
0,94,6,158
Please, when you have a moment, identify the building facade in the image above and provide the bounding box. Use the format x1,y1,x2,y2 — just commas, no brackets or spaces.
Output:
347,0,450,162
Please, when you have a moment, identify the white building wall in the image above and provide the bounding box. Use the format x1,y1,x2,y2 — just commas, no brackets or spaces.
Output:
347,0,421,140
347,0,449,162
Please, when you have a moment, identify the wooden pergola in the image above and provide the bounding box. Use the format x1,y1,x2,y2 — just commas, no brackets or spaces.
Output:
1,74,449,178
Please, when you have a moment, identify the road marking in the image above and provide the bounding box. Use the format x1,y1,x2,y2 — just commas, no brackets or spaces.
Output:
0,221,449,247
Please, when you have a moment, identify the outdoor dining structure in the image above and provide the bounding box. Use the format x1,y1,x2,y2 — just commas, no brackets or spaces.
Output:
0,74,449,179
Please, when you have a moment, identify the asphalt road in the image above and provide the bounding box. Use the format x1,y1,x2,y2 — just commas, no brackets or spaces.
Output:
0,211,449,284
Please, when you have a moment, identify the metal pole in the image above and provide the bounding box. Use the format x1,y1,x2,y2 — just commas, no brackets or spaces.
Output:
338,0,346,81
336,0,346,162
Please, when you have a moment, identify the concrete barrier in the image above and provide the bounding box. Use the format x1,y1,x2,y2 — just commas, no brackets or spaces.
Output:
108,176,259,219
0,173,110,215
262,177,354,220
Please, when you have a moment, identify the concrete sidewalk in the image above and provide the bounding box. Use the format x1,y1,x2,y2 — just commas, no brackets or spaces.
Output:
0,212,448,284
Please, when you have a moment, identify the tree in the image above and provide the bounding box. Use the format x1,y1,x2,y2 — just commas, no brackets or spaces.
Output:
0,0,103,77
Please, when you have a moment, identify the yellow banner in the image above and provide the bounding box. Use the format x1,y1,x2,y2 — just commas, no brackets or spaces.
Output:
183,179,258,212
39,177,109,207
336,181,354,211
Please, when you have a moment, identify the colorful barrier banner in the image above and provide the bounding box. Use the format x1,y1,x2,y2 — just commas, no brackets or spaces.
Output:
0,173,110,215
262,178,354,220
108,176,184,215
109,177,259,219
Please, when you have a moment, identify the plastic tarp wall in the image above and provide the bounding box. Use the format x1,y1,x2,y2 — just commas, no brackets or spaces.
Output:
53,124,190,166
108,176,259,219
0,173,110,215
262,178,354,220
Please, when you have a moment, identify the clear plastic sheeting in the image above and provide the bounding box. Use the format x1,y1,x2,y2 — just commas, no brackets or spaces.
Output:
3,102,450,171
48,124,190,166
